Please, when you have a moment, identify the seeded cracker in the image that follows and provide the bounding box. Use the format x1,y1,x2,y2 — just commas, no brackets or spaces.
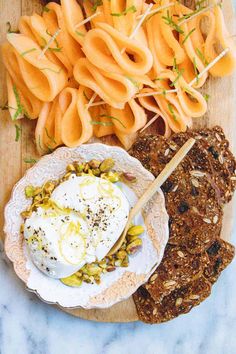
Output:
145,245,209,301
130,127,235,324
130,132,224,254
133,277,212,324
171,126,236,204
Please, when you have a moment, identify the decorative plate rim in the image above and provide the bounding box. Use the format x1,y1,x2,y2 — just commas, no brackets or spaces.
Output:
4,143,169,309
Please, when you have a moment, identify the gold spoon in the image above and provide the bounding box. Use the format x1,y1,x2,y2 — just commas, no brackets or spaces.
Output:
108,138,196,256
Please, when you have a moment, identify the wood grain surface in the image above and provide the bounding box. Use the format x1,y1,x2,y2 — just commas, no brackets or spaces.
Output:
0,0,235,323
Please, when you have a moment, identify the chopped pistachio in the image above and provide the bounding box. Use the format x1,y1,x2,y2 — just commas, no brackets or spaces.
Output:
100,158,115,172
25,185,35,198
127,225,145,236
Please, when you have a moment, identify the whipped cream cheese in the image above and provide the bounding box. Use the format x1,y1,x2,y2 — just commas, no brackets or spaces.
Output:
24,175,130,278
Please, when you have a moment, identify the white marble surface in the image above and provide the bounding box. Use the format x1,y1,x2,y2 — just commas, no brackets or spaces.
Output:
0,218,236,354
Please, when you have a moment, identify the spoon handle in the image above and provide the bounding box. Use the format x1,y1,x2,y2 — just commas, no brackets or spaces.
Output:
108,138,196,255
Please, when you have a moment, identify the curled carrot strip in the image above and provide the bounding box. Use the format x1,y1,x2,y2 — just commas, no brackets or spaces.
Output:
90,104,115,138
108,99,147,134
83,22,153,76
35,98,63,155
175,2,209,88
60,86,93,147
6,33,67,102
43,2,83,66
2,43,43,119
109,0,143,36
61,0,87,46
19,14,73,77
1,0,236,151
204,4,236,77
73,58,137,108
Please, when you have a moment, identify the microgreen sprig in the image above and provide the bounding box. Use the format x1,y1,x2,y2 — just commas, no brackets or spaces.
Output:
182,28,196,45
14,124,22,142
91,0,103,12
162,10,184,34
168,103,178,121
111,6,137,17
12,85,29,120
99,114,126,129
24,157,38,164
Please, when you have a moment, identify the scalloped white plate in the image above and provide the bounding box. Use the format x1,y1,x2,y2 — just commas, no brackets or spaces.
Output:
4,143,169,309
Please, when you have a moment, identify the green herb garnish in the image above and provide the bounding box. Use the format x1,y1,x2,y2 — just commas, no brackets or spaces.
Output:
24,158,38,164
162,89,167,96
45,29,60,48
48,47,63,52
167,103,178,121
20,48,37,57
196,48,209,66
145,9,161,23
162,11,184,34
173,57,177,71
125,76,139,89
91,0,103,12
99,114,126,129
12,85,29,120
203,93,210,102
171,57,185,87
90,121,114,126
183,87,194,95
195,0,207,9
42,6,50,13
45,127,57,145
177,3,206,23
14,124,22,142
182,28,196,44
6,22,19,33
37,135,44,152
193,57,199,84
40,36,47,48
76,31,85,37
170,68,185,87
111,6,137,17
153,77,166,82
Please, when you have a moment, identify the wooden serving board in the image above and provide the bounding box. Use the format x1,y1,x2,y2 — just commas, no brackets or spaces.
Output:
0,0,235,323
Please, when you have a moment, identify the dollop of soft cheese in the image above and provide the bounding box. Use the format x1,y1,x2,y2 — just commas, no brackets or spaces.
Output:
24,175,129,278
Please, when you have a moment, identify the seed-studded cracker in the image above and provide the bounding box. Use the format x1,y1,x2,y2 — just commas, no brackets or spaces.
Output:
130,129,235,324
130,135,173,176
204,239,235,283
169,212,222,254
145,245,209,301
166,185,223,254
171,127,236,204
130,134,223,253
133,277,212,324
